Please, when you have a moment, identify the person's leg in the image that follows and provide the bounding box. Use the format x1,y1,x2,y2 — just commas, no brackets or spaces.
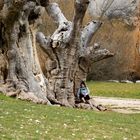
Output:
79,94,86,103
85,95,90,100
85,95,95,109
85,95,105,110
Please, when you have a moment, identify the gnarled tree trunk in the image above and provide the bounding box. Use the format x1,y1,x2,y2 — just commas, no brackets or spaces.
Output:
0,1,50,104
0,0,113,109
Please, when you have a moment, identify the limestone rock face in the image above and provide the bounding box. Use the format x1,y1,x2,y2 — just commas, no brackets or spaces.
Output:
88,20,140,81
87,0,140,80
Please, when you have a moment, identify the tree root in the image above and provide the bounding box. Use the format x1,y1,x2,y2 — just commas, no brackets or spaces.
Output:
47,90,63,105
75,103,108,111
0,83,51,105
75,99,108,111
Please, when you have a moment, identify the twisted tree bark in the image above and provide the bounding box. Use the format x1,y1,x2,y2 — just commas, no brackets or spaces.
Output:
0,0,50,104
0,0,113,109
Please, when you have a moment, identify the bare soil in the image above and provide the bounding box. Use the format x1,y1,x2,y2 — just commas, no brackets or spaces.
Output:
93,96,140,114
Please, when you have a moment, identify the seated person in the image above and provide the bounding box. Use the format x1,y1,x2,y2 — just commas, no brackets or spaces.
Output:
77,81,107,111
77,81,90,103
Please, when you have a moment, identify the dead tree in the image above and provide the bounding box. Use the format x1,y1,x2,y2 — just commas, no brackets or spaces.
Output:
0,0,113,109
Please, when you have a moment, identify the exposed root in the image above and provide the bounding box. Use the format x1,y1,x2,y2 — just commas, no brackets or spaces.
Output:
0,83,51,105
75,103,96,110
6,91,18,97
17,91,51,105
75,103,107,111
75,98,108,111
58,99,73,108
47,89,62,105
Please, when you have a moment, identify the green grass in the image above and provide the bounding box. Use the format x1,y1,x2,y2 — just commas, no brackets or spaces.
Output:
0,94,140,140
87,81,140,99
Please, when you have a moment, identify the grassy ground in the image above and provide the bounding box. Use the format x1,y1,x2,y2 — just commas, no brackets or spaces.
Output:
0,94,140,140
87,81,140,99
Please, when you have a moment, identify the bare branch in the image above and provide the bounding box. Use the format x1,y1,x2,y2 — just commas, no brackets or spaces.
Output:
73,0,89,25
90,49,114,63
70,0,90,42
45,2,68,26
79,45,114,63
36,32,54,58
36,32,51,48
81,20,102,48
50,21,72,48
41,2,72,46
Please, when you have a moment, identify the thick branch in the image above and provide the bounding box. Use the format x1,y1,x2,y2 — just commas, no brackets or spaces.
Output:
91,49,114,63
36,32,51,48
70,0,89,41
50,21,72,47
36,32,54,59
77,44,114,80
81,20,102,48
73,0,89,27
45,2,68,26
41,2,72,46
80,45,114,63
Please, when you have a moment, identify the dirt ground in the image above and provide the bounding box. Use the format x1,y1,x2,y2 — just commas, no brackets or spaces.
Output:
93,96,140,114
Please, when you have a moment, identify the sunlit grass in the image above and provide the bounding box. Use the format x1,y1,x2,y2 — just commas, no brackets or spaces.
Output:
0,94,140,140
87,81,140,99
